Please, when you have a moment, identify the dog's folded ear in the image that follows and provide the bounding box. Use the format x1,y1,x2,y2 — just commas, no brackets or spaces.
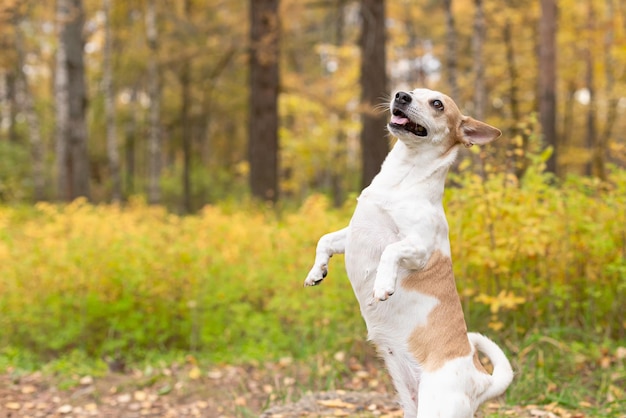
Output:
457,117,502,147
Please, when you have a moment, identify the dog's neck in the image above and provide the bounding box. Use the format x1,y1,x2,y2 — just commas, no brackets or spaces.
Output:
365,139,459,202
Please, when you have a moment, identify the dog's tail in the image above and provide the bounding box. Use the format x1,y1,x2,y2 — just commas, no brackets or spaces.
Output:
468,332,514,402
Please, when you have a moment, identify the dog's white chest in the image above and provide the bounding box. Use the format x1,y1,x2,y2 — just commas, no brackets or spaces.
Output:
344,198,439,331
344,199,398,290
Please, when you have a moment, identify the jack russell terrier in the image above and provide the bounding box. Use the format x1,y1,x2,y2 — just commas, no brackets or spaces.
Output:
304,88,513,417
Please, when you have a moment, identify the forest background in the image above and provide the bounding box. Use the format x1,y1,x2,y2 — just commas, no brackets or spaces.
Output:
0,0,625,416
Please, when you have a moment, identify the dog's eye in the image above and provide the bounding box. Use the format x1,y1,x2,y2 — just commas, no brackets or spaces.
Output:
431,99,444,111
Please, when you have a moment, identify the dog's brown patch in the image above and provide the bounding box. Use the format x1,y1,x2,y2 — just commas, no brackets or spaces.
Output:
473,351,489,374
402,251,472,371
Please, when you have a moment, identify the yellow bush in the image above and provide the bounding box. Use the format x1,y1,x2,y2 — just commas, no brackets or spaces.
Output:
0,165,624,362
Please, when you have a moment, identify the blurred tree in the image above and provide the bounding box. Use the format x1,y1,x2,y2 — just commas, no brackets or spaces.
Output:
55,0,69,200
359,0,387,189
179,0,192,213
146,0,161,204
502,16,525,178
56,0,90,201
472,0,485,121
596,0,617,181
249,0,280,202
583,0,596,177
443,0,458,100
0,71,18,143
538,0,558,175
103,0,121,202
14,16,45,200
0,0,625,206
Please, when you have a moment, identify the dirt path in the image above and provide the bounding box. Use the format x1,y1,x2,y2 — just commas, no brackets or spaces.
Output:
0,359,393,417
0,363,270,417
0,363,594,418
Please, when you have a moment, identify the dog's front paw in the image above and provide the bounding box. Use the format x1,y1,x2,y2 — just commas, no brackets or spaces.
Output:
304,264,328,287
372,265,396,301
372,285,395,301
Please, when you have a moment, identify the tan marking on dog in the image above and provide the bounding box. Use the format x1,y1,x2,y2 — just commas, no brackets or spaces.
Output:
402,251,472,372
473,351,489,374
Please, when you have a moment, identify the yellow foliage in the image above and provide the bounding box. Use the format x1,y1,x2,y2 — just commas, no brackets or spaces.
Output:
475,291,526,314
1,165,625,359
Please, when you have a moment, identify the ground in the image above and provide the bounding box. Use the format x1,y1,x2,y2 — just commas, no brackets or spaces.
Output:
0,360,601,418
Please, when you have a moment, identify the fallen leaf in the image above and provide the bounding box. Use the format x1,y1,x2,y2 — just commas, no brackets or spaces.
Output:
207,370,223,379
84,403,98,411
600,356,611,369
134,391,147,401
79,375,93,385
333,351,346,362
6,402,21,410
57,404,73,414
188,366,201,380
21,385,37,394
317,399,356,409
117,393,131,403
278,357,293,367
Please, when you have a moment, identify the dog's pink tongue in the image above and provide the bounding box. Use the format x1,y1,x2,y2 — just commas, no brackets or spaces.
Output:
390,115,409,125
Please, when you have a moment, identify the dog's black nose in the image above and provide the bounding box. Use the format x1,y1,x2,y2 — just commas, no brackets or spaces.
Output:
395,91,412,105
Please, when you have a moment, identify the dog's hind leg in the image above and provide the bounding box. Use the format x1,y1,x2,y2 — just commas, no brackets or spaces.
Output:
304,227,348,286
378,348,420,418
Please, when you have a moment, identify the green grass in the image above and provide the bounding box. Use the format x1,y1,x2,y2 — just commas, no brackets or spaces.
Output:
0,157,625,415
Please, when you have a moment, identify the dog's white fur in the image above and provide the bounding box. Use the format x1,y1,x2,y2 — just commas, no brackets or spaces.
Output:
304,88,513,417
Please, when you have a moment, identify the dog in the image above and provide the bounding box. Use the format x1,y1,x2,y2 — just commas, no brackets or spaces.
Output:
304,88,513,417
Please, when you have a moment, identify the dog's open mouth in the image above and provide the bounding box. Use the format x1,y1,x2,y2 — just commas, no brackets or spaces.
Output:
389,109,428,137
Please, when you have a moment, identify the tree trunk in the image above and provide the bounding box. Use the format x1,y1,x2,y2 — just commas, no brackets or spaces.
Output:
103,0,121,202
181,0,192,213
146,0,161,204
249,0,280,202
56,0,91,201
65,0,90,200
124,86,138,195
503,19,520,126
359,0,388,189
0,71,18,143
472,0,486,120
330,0,346,207
583,0,595,177
503,18,526,178
538,0,558,175
443,0,458,100
15,22,46,201
55,0,69,201
181,61,192,212
595,0,616,180
0,71,9,139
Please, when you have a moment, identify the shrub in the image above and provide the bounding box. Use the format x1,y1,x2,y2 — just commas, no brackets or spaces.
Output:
0,160,624,364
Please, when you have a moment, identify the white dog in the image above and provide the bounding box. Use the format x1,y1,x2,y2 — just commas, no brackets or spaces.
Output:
304,88,513,417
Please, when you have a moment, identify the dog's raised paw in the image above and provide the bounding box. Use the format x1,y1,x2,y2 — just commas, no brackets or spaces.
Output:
373,287,394,301
303,265,328,287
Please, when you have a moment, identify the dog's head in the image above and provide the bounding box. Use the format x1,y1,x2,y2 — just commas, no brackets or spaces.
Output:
388,88,501,149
